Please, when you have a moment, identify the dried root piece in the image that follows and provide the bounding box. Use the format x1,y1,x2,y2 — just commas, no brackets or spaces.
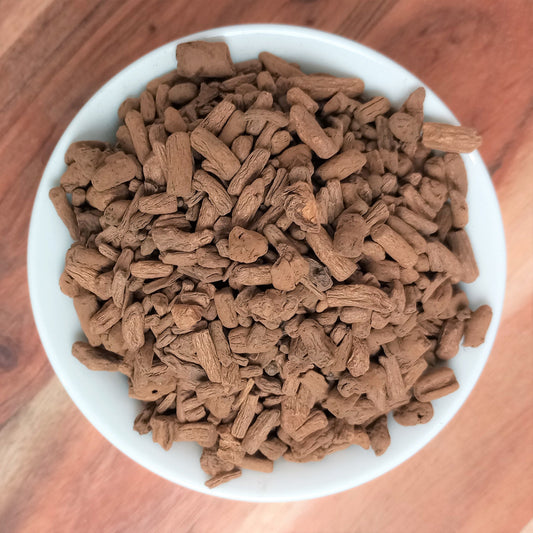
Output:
367,415,390,456
393,400,434,425
122,303,145,350
171,303,203,330
325,284,393,314
205,469,242,489
72,342,124,372
176,41,235,78
193,170,233,215
139,194,178,215
166,132,194,198
242,409,281,454
298,319,336,368
50,187,79,240
447,230,479,283
227,148,270,196
388,112,420,143
288,75,364,100
191,127,241,182
422,123,482,153
153,226,214,252
463,305,492,347
370,224,418,269
306,228,357,282
213,288,239,329
413,367,459,402
436,318,464,360
281,181,320,233
130,261,174,279
355,97,390,125
290,104,341,159
316,150,366,181
231,394,259,439
92,152,140,191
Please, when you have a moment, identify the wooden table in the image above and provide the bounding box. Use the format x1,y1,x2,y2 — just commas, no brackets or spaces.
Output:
1,1,532,531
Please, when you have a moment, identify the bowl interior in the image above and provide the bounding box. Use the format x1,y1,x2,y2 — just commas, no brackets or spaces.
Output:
27,24,506,502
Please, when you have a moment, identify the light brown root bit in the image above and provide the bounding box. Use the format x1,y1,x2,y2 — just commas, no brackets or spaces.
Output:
422,122,482,153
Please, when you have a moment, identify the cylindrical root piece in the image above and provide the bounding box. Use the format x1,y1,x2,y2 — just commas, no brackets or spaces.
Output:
370,224,418,269
306,227,357,282
290,104,341,159
436,318,464,360
49,187,79,240
422,122,482,153
413,367,459,402
176,41,235,78
316,149,367,181
463,305,492,347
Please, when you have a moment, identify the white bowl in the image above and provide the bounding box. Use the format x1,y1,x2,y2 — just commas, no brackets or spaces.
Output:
28,24,506,502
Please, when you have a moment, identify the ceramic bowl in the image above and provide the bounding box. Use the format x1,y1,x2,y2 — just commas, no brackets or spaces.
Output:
28,24,506,502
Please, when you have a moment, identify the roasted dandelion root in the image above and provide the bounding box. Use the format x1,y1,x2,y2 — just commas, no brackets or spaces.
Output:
50,41,491,488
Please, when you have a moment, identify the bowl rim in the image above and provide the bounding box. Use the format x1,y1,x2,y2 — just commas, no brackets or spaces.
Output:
27,23,506,502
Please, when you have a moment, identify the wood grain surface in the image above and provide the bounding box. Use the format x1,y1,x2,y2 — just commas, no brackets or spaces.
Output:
1,1,532,532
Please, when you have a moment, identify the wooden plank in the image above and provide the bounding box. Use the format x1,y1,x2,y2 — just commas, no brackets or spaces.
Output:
0,1,532,532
